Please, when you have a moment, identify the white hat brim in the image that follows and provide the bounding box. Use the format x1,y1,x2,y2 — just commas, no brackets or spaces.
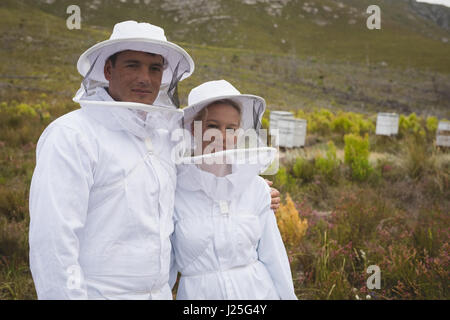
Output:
183,93,266,132
77,38,194,85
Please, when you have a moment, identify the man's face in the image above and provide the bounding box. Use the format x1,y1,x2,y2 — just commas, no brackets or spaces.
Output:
104,50,164,105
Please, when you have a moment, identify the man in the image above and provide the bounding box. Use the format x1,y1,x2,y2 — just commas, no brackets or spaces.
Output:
29,20,280,300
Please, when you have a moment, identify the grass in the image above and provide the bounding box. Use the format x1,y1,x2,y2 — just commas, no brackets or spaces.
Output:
273,166,448,299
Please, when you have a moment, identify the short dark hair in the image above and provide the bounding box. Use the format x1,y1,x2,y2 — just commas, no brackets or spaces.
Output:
106,51,120,67
106,50,166,68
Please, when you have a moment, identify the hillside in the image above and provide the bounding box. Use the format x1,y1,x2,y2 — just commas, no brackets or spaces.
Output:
19,0,450,66
0,0,449,117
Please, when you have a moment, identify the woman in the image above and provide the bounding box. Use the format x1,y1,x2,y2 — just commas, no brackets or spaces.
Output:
169,80,297,300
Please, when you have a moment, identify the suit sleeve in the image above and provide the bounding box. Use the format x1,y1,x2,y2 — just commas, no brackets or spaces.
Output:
29,124,95,299
256,179,298,300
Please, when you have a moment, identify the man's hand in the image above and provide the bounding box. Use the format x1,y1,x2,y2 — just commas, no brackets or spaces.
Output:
265,179,280,213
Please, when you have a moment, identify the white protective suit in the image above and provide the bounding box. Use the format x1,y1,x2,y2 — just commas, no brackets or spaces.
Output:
171,150,297,300
29,87,181,299
169,80,297,300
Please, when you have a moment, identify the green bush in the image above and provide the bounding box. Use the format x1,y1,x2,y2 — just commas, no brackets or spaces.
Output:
314,141,340,183
298,108,333,136
293,157,315,183
331,114,356,135
332,112,375,136
426,116,438,134
294,108,374,138
15,103,37,118
344,133,372,181
358,117,376,136
275,166,289,186
399,113,425,138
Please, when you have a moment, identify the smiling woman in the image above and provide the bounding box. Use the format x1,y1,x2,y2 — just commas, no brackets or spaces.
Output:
170,80,297,300
104,50,165,105
192,99,242,155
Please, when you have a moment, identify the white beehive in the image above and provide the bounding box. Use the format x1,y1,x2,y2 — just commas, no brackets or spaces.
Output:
269,111,307,148
269,111,293,133
278,117,296,148
376,113,399,136
293,119,307,147
436,121,450,147
269,111,294,147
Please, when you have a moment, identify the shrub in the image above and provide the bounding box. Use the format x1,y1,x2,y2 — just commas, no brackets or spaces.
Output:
344,133,372,181
276,194,308,249
294,108,374,139
293,157,315,183
314,141,340,183
358,117,375,136
331,112,358,135
400,134,430,180
311,109,333,136
15,103,37,118
275,166,289,186
399,113,425,138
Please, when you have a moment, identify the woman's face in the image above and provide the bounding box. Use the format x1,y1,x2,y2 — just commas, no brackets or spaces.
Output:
200,103,241,154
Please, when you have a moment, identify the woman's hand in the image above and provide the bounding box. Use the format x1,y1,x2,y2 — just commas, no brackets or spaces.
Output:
265,179,280,213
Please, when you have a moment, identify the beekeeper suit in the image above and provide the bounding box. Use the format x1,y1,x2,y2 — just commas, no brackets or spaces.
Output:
28,21,194,299
170,80,297,299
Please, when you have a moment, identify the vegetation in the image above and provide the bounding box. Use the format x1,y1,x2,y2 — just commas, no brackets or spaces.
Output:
265,110,449,300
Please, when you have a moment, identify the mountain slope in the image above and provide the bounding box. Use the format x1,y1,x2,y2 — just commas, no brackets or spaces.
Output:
3,0,448,71
0,0,449,117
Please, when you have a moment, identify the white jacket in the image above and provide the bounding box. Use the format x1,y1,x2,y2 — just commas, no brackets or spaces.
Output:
170,162,298,300
29,87,179,299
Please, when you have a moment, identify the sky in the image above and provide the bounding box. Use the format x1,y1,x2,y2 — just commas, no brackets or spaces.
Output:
416,0,450,8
